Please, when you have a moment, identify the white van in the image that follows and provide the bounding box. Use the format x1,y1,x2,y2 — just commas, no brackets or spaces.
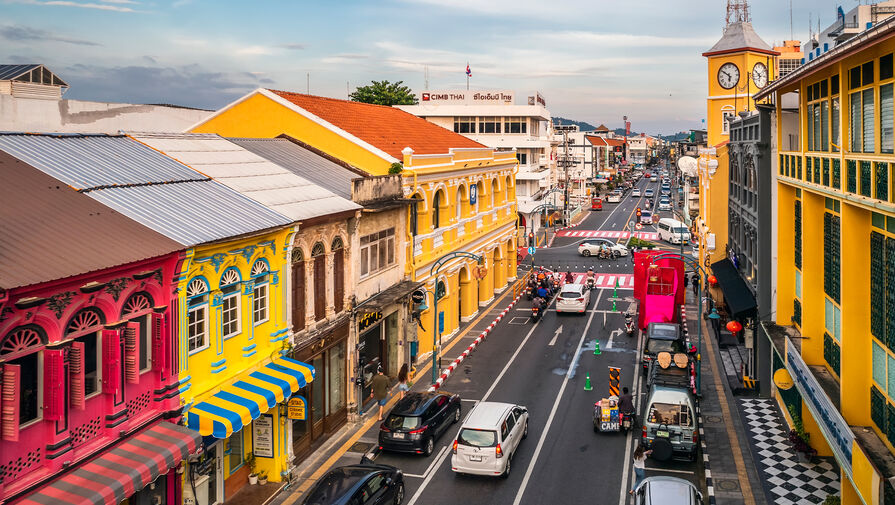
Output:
451,402,529,477
657,218,690,244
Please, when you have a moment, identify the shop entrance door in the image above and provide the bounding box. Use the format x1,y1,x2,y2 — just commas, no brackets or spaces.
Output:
360,324,385,400
311,354,325,440
206,440,224,505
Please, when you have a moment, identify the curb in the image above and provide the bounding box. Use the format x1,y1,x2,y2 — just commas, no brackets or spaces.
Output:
685,304,715,505
547,218,585,248
428,289,527,392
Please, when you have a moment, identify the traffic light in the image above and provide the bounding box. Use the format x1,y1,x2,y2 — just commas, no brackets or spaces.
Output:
528,231,534,245
636,207,642,217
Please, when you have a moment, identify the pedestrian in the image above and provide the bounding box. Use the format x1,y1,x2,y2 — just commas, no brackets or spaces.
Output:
370,366,390,421
396,363,410,399
683,273,690,288
691,274,699,297
629,444,652,494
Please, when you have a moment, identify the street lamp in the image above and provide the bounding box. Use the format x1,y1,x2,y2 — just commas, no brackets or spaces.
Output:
428,251,484,383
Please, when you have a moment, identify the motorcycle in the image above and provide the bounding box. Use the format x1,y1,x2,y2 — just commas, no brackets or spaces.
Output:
624,313,635,337
586,276,595,291
531,297,545,323
620,411,635,433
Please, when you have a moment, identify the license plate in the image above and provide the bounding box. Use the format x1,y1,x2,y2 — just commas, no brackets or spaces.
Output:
469,455,482,462
656,430,670,438
392,433,405,439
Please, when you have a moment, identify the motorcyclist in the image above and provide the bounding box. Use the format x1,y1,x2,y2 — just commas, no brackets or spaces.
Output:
565,271,574,284
537,285,549,299
618,387,635,420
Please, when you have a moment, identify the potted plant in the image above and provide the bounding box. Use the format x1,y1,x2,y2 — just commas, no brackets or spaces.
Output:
788,406,818,463
246,454,258,485
258,471,268,486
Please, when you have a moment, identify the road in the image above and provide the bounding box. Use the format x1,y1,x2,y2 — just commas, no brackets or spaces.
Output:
357,161,706,505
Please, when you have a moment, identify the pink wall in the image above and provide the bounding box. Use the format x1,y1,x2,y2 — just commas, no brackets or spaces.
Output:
0,252,184,503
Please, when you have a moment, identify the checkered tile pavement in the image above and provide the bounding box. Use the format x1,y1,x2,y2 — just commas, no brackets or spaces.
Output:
739,398,840,505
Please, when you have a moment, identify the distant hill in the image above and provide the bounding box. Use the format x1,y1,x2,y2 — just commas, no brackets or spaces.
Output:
554,117,598,132
660,132,691,142
613,127,643,137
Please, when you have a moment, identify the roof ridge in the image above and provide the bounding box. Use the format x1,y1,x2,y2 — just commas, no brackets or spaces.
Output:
78,177,212,194
268,89,406,112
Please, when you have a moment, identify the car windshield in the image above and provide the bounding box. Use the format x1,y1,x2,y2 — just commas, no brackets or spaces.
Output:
647,403,691,426
561,290,583,299
673,227,689,234
384,414,421,431
648,338,684,353
458,428,498,447
650,324,678,338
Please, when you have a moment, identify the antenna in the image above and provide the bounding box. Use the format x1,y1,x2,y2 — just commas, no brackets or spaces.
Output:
790,0,794,40
726,0,751,26
424,65,429,90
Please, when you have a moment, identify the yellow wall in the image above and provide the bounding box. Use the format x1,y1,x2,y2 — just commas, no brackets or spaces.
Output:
706,51,776,147
191,92,393,175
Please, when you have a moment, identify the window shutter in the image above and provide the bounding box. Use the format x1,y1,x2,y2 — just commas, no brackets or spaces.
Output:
102,329,121,395
151,312,168,372
1,364,20,441
124,322,139,384
44,349,65,421
69,341,85,410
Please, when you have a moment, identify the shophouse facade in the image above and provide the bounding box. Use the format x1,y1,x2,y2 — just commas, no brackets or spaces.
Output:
754,16,895,505
0,152,201,505
190,89,519,372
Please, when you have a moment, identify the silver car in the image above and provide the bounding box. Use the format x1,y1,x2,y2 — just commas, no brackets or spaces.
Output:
633,476,703,505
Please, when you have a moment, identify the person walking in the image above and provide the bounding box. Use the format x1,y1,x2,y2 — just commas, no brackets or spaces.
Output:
629,444,652,494
396,364,410,399
691,273,699,297
370,367,390,421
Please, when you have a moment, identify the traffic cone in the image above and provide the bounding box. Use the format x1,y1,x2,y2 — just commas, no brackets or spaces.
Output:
584,373,593,391
594,339,601,355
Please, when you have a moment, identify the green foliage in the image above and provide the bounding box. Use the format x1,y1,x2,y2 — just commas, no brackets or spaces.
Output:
388,162,404,174
627,237,655,249
821,496,841,505
350,80,418,106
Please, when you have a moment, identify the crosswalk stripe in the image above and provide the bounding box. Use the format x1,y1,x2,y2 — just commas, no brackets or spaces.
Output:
607,275,616,287
628,276,635,286
596,275,605,285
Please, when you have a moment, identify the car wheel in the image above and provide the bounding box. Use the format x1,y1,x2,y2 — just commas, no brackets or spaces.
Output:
453,406,461,424
522,420,529,439
423,436,434,457
501,454,512,478
394,482,405,504
582,249,591,257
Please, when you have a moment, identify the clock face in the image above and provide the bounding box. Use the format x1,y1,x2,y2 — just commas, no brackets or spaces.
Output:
752,62,769,88
717,62,740,89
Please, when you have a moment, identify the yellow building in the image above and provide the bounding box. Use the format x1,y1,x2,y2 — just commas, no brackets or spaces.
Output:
755,20,895,505
191,89,518,377
698,20,778,270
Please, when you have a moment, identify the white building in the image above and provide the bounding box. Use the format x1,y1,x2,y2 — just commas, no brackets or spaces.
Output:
805,1,895,63
397,90,557,239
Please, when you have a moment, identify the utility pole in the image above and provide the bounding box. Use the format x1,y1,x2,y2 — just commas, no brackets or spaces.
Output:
562,129,570,225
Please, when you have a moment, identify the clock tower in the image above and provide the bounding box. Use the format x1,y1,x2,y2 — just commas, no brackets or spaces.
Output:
703,5,779,146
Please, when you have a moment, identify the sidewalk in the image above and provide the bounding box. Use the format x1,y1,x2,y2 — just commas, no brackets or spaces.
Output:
266,277,527,505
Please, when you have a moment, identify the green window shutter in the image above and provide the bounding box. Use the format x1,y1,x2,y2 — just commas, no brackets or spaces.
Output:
872,385,887,432
798,156,803,179
872,231,885,340
780,154,785,176
822,332,841,376
888,403,895,446
848,159,857,193
878,162,890,202
833,159,841,189
823,158,831,186
794,201,802,269
793,298,802,326
862,160,874,197
888,237,895,351
814,157,822,183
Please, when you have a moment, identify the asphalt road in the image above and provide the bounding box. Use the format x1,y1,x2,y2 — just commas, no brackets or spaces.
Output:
361,161,705,505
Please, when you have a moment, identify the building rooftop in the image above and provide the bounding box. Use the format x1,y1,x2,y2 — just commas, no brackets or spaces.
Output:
0,151,180,289
703,22,777,57
0,64,67,86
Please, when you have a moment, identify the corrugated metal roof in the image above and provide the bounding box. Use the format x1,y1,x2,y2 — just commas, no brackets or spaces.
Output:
134,133,360,220
0,152,181,289
228,138,357,200
0,133,292,246
0,64,39,81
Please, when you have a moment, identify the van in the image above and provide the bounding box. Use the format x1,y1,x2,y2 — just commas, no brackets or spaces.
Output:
451,402,529,477
657,218,690,244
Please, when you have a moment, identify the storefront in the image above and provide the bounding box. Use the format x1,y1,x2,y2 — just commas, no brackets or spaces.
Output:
358,311,400,403
289,319,349,462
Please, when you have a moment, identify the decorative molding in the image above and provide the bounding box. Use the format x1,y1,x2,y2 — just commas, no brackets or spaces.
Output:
46,291,76,319
210,253,227,272
104,277,130,302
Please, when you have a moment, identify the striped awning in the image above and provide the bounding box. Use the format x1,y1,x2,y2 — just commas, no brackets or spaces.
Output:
186,356,314,438
17,422,200,505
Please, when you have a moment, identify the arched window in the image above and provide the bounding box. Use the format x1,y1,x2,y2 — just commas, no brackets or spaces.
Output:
187,278,209,353
432,190,442,229
410,193,422,237
312,242,327,321
332,237,345,313
220,268,242,339
252,260,270,326
122,292,154,372
491,179,498,208
435,280,447,301
291,249,306,331
1,325,47,427
66,308,106,397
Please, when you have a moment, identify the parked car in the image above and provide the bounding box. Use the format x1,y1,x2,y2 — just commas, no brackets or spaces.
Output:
641,322,683,372
452,402,529,477
578,239,628,257
644,189,654,198
301,464,404,505
642,354,699,462
556,283,590,313
379,392,462,456
633,476,703,504
632,188,642,197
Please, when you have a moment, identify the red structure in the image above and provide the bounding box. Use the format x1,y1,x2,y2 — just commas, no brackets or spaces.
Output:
632,250,686,329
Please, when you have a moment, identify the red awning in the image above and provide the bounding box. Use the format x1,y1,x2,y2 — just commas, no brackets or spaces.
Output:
16,421,200,505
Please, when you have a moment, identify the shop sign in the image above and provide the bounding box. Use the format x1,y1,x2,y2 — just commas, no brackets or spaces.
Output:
252,414,274,458
772,368,793,390
785,336,853,476
470,184,477,206
287,396,307,420
359,311,383,332
420,89,514,105
527,92,546,107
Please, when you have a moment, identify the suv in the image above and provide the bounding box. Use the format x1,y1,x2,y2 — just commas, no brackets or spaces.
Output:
451,402,529,477
301,464,404,505
642,353,698,462
641,322,683,372
379,392,462,456
607,191,622,203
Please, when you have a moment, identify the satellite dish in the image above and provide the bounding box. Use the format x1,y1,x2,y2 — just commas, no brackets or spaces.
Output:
677,156,698,177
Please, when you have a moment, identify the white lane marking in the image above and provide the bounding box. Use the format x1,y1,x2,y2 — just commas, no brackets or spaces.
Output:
403,445,449,479
618,316,647,505
460,398,479,402
548,325,563,346
606,328,621,349
607,275,616,287
512,290,603,505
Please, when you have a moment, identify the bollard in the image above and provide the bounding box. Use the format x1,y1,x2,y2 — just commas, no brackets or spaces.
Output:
594,339,601,355
584,373,593,391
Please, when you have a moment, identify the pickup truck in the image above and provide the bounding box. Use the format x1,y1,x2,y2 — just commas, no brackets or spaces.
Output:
642,352,698,462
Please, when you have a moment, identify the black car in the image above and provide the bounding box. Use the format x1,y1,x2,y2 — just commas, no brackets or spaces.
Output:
301,464,404,505
641,322,684,372
378,391,461,456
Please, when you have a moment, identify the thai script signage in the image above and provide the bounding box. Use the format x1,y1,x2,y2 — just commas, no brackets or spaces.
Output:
420,90,514,104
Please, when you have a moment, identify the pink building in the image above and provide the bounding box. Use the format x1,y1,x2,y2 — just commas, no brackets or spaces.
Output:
0,152,199,505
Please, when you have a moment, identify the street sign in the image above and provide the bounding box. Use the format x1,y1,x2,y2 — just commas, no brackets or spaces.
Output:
628,220,634,229
652,215,660,224
527,246,536,255
411,289,426,304
635,223,643,230
469,184,477,205
438,311,445,333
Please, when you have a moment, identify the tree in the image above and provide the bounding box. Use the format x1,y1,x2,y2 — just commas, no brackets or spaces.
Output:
349,80,418,106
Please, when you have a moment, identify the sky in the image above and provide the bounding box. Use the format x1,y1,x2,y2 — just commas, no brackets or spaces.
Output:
0,0,855,135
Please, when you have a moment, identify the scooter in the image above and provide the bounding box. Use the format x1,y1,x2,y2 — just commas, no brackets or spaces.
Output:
531,297,545,323
586,276,595,291
620,411,635,433
624,313,635,337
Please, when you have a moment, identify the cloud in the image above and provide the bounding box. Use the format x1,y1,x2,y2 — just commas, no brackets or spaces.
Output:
236,45,273,56
320,53,369,64
536,31,717,48
17,0,140,12
0,24,100,46
142,55,156,64
278,43,306,50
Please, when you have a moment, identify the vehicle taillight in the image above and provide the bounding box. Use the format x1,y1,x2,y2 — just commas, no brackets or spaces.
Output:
380,424,390,432
693,432,698,446
408,426,428,434
495,443,503,458
452,440,458,454
577,298,585,302
642,426,648,439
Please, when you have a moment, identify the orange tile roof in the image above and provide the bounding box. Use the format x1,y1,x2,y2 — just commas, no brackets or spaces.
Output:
585,135,608,146
604,138,626,147
269,90,484,159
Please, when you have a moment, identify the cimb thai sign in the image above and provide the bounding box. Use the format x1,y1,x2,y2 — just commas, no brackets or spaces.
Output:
420,90,514,104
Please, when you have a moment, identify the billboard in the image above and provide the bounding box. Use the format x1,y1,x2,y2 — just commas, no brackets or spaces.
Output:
419,90,514,105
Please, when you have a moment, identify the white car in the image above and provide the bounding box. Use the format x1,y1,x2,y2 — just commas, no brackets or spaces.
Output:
452,402,529,477
650,176,658,182
644,189,654,197
606,191,622,203
632,188,642,197
556,283,590,313
658,199,671,211
578,239,628,257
